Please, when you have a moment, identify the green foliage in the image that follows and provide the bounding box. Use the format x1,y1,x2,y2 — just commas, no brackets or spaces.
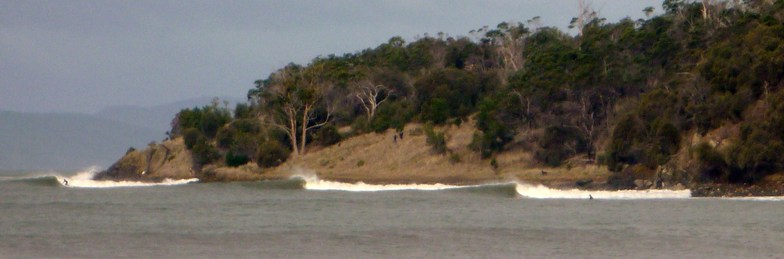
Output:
414,68,486,124
183,128,203,150
471,95,514,159
315,125,342,146
234,103,254,119
449,152,461,164
215,126,235,149
535,126,587,167
192,139,219,166
255,141,290,168
605,112,681,171
174,105,232,138
369,100,412,133
423,124,448,154
225,150,250,167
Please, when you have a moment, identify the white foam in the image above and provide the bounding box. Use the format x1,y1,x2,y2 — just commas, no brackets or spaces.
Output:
720,196,784,201
293,174,468,192
57,167,198,188
515,183,691,200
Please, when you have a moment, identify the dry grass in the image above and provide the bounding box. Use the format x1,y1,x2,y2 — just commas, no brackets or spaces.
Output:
266,120,611,186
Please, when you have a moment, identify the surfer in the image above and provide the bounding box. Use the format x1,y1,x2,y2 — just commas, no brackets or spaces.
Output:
589,194,593,200
63,179,68,186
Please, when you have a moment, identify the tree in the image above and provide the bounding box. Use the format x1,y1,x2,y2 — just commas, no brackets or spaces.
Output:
254,64,333,158
352,79,394,121
477,21,530,77
569,0,598,36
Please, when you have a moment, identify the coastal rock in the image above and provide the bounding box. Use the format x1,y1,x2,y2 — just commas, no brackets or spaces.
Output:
93,138,197,181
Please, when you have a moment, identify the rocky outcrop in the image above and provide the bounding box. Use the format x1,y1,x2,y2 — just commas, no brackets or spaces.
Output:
93,138,197,181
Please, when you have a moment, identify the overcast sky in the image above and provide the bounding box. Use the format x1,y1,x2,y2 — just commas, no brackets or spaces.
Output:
1,0,662,114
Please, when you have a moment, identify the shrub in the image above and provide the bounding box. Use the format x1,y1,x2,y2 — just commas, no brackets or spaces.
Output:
215,127,235,149
234,103,254,119
535,126,586,167
183,128,203,149
449,152,461,164
192,140,219,166
225,150,250,167
315,125,342,146
423,124,447,154
255,141,290,168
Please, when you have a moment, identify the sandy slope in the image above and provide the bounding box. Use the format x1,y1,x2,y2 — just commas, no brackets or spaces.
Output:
266,121,611,186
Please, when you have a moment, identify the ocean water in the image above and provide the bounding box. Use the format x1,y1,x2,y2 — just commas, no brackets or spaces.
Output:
1,169,783,258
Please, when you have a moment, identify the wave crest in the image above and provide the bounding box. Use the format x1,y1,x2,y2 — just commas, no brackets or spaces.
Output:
292,174,471,192
515,183,691,199
4,167,198,188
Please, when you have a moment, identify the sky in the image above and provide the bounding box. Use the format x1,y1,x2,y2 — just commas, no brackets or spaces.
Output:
1,0,662,114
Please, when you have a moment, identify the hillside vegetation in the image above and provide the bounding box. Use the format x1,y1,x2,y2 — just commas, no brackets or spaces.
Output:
158,1,784,188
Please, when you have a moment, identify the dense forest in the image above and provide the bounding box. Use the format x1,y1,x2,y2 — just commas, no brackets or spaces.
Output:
168,0,784,186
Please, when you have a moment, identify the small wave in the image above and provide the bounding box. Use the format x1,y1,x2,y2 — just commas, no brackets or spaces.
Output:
515,183,692,200
4,167,198,188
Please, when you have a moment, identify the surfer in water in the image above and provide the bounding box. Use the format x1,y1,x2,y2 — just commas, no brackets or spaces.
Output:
589,194,593,200
63,179,68,186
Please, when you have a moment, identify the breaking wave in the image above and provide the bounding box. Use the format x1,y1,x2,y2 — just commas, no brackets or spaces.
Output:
515,183,691,200
291,174,691,199
2,167,198,188
293,174,472,192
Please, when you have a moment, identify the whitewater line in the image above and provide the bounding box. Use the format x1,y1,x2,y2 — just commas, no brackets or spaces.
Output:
292,174,694,199
515,183,691,200
293,174,473,192
52,167,198,188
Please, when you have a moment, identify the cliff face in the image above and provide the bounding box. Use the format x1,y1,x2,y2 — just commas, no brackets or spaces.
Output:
93,138,197,181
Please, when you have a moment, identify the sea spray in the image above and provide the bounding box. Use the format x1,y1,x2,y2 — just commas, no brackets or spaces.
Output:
41,166,199,188
514,182,691,200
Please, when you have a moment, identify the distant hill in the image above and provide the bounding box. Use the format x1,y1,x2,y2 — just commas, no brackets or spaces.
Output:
94,96,244,134
0,111,162,171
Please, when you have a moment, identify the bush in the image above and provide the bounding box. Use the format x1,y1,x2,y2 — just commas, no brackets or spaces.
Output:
183,128,203,149
215,127,235,149
315,125,342,146
234,103,254,119
172,105,232,138
449,152,461,164
225,150,250,167
423,124,447,154
470,96,514,159
192,140,219,166
535,126,586,167
255,141,290,168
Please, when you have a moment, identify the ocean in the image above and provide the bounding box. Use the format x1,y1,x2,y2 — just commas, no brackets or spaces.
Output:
1,169,782,258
